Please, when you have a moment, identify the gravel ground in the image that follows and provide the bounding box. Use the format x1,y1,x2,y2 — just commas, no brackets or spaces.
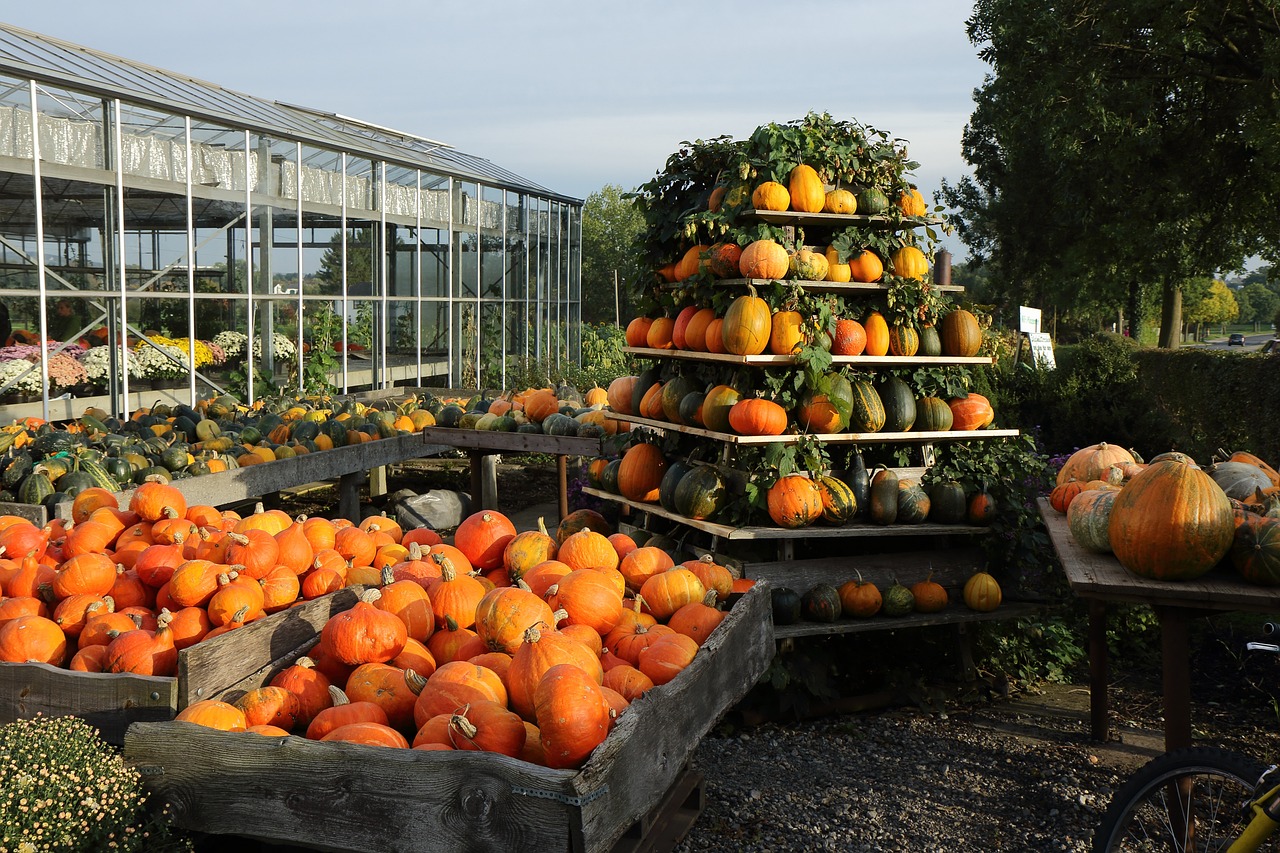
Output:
675,705,1119,853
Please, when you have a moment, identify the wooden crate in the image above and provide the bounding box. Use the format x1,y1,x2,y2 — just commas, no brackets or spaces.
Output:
0,588,363,744
122,583,774,853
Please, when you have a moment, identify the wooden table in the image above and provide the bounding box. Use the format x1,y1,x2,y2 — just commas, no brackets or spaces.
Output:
1038,497,1280,749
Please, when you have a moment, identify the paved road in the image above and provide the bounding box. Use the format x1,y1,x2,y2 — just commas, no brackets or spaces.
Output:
1202,332,1277,350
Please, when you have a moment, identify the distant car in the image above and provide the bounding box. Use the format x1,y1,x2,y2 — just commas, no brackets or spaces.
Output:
1228,333,1246,346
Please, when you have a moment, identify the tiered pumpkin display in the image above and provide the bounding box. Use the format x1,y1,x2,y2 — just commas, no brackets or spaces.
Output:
154,507,741,770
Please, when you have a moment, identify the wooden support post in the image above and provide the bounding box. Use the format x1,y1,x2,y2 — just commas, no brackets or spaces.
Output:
557,454,569,521
1158,606,1192,750
1088,598,1109,742
468,451,483,509
368,466,388,499
338,471,364,523
480,454,498,510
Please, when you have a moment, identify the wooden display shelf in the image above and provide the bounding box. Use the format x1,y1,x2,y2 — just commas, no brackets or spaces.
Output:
671,277,966,295
610,412,1020,446
771,602,1043,640
623,347,993,367
740,209,944,228
582,486,986,541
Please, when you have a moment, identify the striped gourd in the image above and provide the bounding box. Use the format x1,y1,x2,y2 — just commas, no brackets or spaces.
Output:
914,396,954,432
816,475,857,524
77,457,123,493
17,471,54,505
888,325,919,357
847,378,885,433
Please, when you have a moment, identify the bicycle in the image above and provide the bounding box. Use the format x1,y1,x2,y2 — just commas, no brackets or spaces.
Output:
1094,635,1280,852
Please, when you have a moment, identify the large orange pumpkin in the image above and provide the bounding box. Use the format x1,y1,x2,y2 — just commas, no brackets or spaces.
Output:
1108,459,1234,581
737,240,789,281
939,308,983,357
721,286,772,356
766,475,824,529
947,393,994,431
617,442,667,503
1056,442,1138,487
788,164,825,213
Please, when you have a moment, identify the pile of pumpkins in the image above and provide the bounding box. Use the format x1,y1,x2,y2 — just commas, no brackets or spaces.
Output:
1049,442,1280,585
429,383,622,439
0,383,613,509
587,439,998,531
771,569,1003,626
151,505,745,769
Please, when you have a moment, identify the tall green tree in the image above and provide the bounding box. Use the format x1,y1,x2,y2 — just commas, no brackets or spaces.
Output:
580,185,645,326
1241,282,1279,327
941,2,1280,347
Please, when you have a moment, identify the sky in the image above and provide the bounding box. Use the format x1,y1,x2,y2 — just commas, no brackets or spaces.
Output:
2,1,987,255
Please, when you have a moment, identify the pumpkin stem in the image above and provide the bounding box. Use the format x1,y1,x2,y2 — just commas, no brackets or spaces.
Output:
102,595,116,613
449,707,479,742
328,684,351,706
523,623,543,644
359,588,383,605
380,565,395,587
404,669,427,695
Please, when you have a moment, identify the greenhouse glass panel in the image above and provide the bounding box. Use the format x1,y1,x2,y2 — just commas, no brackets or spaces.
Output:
480,185,504,299
417,226,448,299
506,192,528,302
453,300,479,390
479,302,504,389
302,221,343,297
419,299,449,369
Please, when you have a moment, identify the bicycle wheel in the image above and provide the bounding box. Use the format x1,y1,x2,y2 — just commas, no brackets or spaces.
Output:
1095,746,1274,852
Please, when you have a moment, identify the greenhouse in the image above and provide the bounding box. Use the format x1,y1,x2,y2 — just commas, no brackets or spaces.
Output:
0,22,583,420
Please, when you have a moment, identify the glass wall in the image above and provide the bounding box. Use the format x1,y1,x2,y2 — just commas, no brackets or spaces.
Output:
0,55,580,420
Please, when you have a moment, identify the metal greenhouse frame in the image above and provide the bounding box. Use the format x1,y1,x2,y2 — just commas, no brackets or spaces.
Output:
0,22,582,421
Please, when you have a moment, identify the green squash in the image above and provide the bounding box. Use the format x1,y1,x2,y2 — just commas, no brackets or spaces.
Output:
842,452,871,518
882,580,916,616
660,375,700,424
436,404,465,428
677,391,707,427
927,480,968,524
673,465,727,520
771,586,802,625
869,468,899,525
601,459,623,494
878,376,917,433
658,460,695,514
918,324,943,357
801,583,842,622
914,396,954,432
816,475,857,524
855,187,890,215
847,377,885,433
896,478,931,524
17,471,55,505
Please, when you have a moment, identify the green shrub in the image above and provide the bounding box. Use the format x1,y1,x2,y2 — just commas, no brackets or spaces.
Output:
0,715,194,852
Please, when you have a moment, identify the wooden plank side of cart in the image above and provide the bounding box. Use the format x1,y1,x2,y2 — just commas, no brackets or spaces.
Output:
0,588,362,744
122,584,773,853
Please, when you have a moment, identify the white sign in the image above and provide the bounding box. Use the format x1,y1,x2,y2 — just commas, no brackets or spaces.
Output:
1027,332,1056,369
1019,306,1042,334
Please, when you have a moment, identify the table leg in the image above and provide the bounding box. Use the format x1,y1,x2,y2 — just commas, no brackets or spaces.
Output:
1158,606,1192,750
1088,598,1109,742
557,455,568,521
338,471,363,523
469,451,483,510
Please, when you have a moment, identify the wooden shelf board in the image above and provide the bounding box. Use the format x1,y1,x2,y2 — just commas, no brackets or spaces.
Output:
610,413,1019,446
686,277,965,294
583,487,986,540
771,601,1043,640
623,347,992,367
741,209,945,229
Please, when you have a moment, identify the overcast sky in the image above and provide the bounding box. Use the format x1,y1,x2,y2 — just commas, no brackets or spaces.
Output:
4,1,986,252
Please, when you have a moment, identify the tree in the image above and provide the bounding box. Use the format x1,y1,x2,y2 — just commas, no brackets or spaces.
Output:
1183,279,1238,337
1241,282,1279,328
580,185,645,326
941,2,1280,347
